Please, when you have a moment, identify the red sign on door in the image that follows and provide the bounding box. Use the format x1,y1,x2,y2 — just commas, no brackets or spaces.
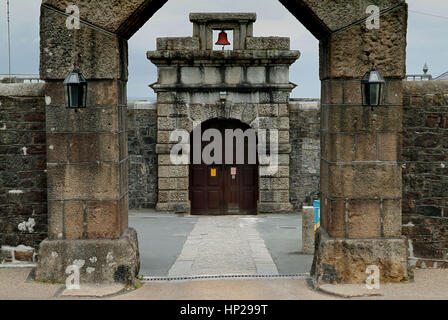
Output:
231,167,237,175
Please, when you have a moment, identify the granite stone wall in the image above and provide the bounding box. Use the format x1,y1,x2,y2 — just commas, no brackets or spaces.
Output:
402,81,448,268
127,102,158,209
289,99,321,210
0,84,47,250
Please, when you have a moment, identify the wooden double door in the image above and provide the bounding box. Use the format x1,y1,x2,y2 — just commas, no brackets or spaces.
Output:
189,119,259,215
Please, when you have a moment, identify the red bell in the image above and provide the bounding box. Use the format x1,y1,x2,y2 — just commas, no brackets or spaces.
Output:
215,30,231,49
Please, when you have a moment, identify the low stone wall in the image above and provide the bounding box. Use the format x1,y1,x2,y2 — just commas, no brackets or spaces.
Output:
402,81,448,268
127,102,158,209
0,84,47,254
289,99,321,210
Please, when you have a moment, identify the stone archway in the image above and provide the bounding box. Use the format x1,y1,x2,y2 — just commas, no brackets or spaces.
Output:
37,0,409,285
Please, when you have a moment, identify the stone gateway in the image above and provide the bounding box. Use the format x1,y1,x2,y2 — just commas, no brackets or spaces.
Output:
149,13,298,215
27,0,410,285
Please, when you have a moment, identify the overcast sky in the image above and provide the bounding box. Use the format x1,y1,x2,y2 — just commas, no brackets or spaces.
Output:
1,0,447,98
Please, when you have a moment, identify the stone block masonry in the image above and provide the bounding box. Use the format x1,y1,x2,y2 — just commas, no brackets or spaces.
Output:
0,84,47,253
289,99,320,210
402,81,448,268
127,102,158,209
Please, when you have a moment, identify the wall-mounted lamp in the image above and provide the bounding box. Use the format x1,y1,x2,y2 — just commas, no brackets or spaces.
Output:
63,62,87,109
362,61,385,109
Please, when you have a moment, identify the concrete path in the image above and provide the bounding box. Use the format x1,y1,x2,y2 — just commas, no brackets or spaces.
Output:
129,210,197,276
129,211,313,277
168,216,278,276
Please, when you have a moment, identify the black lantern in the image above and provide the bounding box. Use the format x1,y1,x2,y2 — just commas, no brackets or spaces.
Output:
362,61,385,107
63,63,87,109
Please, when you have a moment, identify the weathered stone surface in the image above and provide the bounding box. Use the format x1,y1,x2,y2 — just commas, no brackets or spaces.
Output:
246,37,290,50
190,12,257,23
69,134,99,163
40,7,124,80
323,105,403,132
322,133,355,162
284,0,405,34
302,206,315,254
320,3,407,79
86,201,121,239
347,200,381,238
357,133,377,162
155,202,190,213
321,197,345,238
47,164,120,200
312,228,408,285
99,134,120,162
0,83,45,97
258,202,294,214
0,86,48,248
383,199,402,238
148,50,300,66
378,133,398,162
42,0,149,34
35,228,140,285
47,134,68,163
47,201,64,240
64,200,84,240
289,100,320,209
46,105,119,133
402,81,448,265
328,164,402,198
127,107,158,209
157,37,200,51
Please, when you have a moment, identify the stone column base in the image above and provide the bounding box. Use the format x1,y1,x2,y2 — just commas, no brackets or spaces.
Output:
258,202,294,214
156,202,191,214
35,228,140,285
311,228,408,285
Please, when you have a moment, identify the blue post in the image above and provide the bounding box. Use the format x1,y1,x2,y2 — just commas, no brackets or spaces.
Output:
313,200,320,232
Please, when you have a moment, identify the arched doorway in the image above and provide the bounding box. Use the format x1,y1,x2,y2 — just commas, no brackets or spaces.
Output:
189,119,259,215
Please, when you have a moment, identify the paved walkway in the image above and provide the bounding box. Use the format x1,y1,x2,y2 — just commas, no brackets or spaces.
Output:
168,216,278,276
129,211,313,277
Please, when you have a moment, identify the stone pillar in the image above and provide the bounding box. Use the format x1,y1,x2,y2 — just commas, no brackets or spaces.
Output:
312,5,408,284
302,206,315,254
35,5,139,284
257,101,294,214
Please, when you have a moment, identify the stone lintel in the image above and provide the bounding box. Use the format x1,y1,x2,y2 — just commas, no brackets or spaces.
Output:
246,37,290,50
151,84,297,92
147,50,300,65
35,228,140,285
311,228,408,285
189,13,257,23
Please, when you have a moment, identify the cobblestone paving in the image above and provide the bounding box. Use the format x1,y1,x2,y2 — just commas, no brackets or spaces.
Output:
168,216,279,276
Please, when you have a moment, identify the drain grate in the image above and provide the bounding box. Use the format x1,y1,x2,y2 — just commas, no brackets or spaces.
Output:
141,273,310,283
